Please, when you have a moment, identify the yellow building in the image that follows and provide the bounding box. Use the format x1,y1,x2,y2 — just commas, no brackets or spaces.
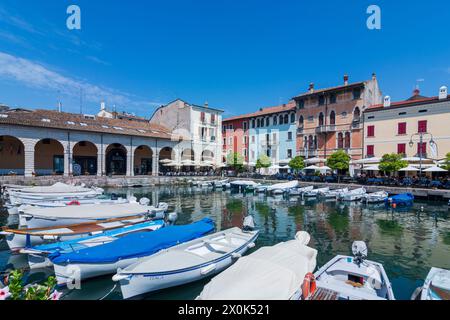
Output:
363,86,449,160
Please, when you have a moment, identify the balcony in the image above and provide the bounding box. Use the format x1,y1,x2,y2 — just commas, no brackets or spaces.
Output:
261,141,279,147
316,125,336,134
297,127,304,135
352,120,362,130
298,149,319,157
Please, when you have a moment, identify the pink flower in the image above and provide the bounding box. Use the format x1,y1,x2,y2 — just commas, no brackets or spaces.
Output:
49,290,62,300
0,287,11,300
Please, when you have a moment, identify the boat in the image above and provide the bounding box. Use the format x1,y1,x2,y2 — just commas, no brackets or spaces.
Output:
196,231,317,300
255,185,270,193
289,186,314,196
18,201,169,228
411,267,450,300
112,216,259,299
230,181,259,192
266,181,299,195
304,187,329,198
1,214,157,252
313,241,395,300
362,191,389,203
212,179,229,188
320,188,348,199
339,188,367,202
6,182,104,206
21,218,168,270
47,218,215,285
385,193,414,206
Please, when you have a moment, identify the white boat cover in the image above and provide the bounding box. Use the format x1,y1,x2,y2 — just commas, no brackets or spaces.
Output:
17,182,96,194
266,181,299,192
21,203,153,219
198,237,317,300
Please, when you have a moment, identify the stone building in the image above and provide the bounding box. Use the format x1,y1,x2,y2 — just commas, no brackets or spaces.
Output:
0,105,178,177
293,74,382,161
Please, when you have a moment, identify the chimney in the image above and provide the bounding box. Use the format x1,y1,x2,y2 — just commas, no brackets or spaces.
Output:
439,86,448,100
204,101,209,108
308,83,315,93
344,75,349,86
413,88,420,97
372,73,377,81
383,96,391,107
100,101,106,111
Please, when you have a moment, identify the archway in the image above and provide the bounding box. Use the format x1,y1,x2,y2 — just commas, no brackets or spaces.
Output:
319,113,324,126
337,133,344,149
330,111,336,125
201,150,214,162
181,148,195,161
181,148,195,172
353,107,361,121
134,145,153,175
105,143,127,175
34,138,64,176
159,147,174,161
0,136,25,176
73,141,98,176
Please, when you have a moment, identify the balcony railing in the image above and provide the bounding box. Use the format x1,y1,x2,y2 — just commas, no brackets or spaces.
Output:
298,149,319,157
316,125,336,133
297,127,304,135
352,120,362,129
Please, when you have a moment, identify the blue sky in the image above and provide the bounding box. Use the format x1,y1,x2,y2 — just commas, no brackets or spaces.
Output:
0,0,449,118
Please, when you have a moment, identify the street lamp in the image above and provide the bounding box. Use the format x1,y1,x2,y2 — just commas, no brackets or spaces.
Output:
408,132,437,177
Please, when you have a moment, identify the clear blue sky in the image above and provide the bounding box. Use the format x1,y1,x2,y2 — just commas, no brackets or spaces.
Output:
0,0,449,118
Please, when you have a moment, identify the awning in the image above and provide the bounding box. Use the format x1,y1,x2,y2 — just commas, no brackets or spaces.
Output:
353,157,381,164
362,165,379,171
304,165,321,170
399,165,419,172
423,166,448,172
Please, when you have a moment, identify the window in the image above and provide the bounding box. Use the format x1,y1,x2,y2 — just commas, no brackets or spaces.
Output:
266,133,270,143
211,114,216,124
223,138,226,146
252,119,255,128
290,113,295,123
397,143,406,155
251,135,255,143
329,111,336,125
330,94,337,104
251,151,255,159
318,96,325,106
260,118,264,128
244,149,247,157
353,88,361,100
345,132,351,148
279,115,284,125
367,125,375,137
297,99,305,109
243,122,248,130
287,149,292,158
299,115,304,127
266,117,270,126
256,119,260,127
418,109,428,113
53,156,64,174
228,137,233,145
398,122,407,135
399,112,407,116
418,120,427,133
368,116,374,120
417,142,427,156
284,114,288,124
353,107,361,121
222,125,226,133
338,132,344,149
287,132,293,140
200,112,206,122
266,149,271,157
319,113,324,126
367,145,374,157
273,116,277,125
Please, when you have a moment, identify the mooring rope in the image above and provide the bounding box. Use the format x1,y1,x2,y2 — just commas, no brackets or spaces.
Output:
98,283,118,300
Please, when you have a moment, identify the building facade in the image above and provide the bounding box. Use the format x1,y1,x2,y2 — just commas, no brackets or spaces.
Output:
149,99,223,167
293,74,382,161
363,86,450,160
221,117,250,163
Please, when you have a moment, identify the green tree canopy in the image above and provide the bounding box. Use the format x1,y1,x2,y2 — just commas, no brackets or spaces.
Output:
226,152,244,171
443,152,450,171
326,150,351,172
378,153,408,175
256,154,272,169
289,156,305,172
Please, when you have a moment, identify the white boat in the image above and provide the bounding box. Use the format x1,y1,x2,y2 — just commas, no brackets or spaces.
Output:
196,231,317,300
320,188,349,199
266,181,299,194
6,182,104,206
255,185,270,193
212,179,229,188
230,180,259,192
304,187,329,198
339,188,367,202
1,214,150,252
362,191,389,203
112,218,259,299
18,202,169,229
313,241,395,300
411,267,450,300
289,186,314,196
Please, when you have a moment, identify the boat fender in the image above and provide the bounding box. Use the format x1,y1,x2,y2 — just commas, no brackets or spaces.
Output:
302,273,317,300
247,242,256,249
139,197,150,206
295,231,311,246
231,253,242,259
112,274,130,282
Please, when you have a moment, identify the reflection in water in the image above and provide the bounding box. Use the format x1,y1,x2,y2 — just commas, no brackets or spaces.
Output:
1,186,450,300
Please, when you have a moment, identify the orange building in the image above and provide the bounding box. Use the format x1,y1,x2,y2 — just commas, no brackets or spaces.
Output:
222,117,250,163
293,74,382,161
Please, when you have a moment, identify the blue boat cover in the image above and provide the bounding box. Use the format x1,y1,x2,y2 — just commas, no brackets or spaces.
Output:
391,193,414,202
50,218,215,264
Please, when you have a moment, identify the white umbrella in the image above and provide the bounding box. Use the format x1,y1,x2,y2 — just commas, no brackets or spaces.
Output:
423,166,448,172
402,157,433,163
159,158,173,164
362,165,379,171
305,157,326,164
353,157,381,164
304,165,321,170
319,166,332,171
278,159,292,165
399,165,419,172
164,162,180,167
270,165,283,169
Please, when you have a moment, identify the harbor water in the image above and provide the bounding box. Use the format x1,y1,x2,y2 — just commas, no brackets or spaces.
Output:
1,185,449,300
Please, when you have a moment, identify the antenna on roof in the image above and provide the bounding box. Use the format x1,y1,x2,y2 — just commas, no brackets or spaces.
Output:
415,79,425,90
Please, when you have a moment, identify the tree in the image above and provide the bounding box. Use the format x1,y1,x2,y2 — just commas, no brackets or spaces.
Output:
226,152,244,172
443,152,450,171
378,153,408,176
289,156,305,173
256,155,271,170
326,150,351,182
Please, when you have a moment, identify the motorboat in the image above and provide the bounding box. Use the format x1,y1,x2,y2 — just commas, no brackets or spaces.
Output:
304,187,329,198
212,179,229,189
362,191,389,203
313,241,395,300
48,218,215,285
255,185,270,193
385,193,414,206
320,188,349,199
411,267,450,300
21,218,167,270
1,214,154,252
266,181,299,195
289,186,314,196
196,231,317,300
113,217,259,299
18,201,169,229
230,181,259,192
6,182,104,206
339,188,367,202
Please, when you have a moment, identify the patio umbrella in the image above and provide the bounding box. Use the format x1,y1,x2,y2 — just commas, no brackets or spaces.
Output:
423,166,448,172
399,165,419,172
353,157,381,164
362,165,379,171
305,157,326,164
401,157,433,163
319,166,332,171
164,162,180,167
159,159,172,164
304,165,321,170
270,165,283,169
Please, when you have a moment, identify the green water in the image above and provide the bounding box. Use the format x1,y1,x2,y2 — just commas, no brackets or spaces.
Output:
1,186,449,300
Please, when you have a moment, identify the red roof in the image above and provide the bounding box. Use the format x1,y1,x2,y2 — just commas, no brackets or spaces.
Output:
223,102,296,122
366,95,450,112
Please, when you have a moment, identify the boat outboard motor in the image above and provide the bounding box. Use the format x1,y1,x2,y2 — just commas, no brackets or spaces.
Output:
139,197,150,206
352,241,368,266
242,215,256,231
